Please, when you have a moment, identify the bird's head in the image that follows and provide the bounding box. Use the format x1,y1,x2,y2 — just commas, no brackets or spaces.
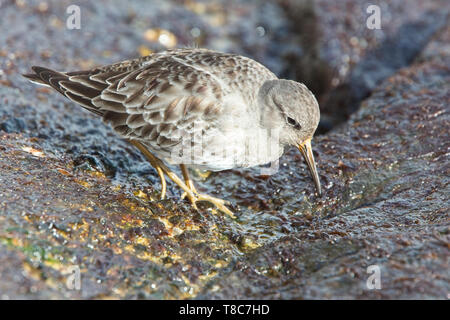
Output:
258,79,322,195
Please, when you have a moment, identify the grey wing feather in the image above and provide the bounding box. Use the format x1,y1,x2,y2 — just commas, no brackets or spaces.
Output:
23,53,224,151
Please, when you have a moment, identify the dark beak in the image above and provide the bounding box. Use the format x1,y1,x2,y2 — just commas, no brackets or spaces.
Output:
298,139,322,196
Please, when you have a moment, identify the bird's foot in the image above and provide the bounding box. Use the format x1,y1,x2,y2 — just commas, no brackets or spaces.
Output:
129,143,235,217
196,193,235,218
181,191,235,218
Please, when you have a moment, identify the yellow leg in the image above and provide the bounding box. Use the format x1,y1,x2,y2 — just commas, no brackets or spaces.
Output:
130,140,166,200
180,164,235,218
180,164,197,196
130,140,234,217
130,140,194,202
156,166,166,200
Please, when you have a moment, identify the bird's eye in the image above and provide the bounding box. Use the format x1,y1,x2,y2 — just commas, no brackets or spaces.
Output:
286,117,301,130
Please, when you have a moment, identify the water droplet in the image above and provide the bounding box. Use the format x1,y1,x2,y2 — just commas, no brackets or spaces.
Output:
256,26,265,37
190,27,201,38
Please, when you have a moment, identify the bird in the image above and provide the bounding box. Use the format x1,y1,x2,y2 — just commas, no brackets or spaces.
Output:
23,48,322,217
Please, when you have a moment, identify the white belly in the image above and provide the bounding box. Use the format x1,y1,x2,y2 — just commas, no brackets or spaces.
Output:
155,94,285,170
161,124,284,171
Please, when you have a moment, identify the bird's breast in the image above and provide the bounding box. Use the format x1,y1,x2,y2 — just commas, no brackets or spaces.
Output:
162,122,284,170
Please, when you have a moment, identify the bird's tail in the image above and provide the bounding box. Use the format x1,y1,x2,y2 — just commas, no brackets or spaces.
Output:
22,70,50,86
23,66,104,116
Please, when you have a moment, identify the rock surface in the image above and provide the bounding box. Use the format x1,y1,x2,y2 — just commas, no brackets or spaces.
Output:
0,0,449,299
279,0,449,131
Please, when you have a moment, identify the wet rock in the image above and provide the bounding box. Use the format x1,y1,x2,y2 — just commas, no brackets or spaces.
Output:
73,153,116,177
0,0,448,300
0,117,27,133
278,0,449,131
322,9,448,127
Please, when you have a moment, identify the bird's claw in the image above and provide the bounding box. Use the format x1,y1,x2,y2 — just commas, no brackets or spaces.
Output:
181,191,235,218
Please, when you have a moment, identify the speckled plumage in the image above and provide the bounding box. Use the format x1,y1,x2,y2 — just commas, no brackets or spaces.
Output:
25,48,283,169
24,48,322,198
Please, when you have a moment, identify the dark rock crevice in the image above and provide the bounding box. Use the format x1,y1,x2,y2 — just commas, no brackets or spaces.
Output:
277,0,449,133
321,10,449,130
